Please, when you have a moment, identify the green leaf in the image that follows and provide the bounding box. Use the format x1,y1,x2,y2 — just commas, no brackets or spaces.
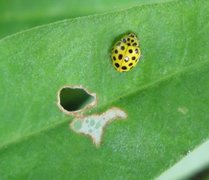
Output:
157,139,209,180
0,0,209,179
0,0,173,39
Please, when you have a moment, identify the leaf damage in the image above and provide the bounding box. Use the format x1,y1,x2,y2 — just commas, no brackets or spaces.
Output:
70,107,127,147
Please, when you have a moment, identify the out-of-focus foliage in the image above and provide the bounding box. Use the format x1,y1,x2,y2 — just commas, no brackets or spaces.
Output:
0,0,172,38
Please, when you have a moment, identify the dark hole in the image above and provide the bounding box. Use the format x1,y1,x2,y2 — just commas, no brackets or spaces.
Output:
59,87,95,111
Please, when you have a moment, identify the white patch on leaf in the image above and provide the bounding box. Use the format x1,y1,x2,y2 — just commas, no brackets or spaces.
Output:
177,106,189,115
70,107,127,147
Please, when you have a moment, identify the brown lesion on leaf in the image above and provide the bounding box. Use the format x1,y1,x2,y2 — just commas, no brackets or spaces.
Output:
57,85,97,116
70,107,127,147
57,85,128,147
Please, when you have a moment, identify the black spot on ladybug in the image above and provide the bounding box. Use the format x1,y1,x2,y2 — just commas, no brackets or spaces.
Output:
115,50,118,54
128,63,133,66
130,34,135,38
131,39,134,43
121,46,125,50
122,66,127,70
133,43,137,46
127,38,130,41
113,56,116,60
117,42,121,46
127,43,131,46
118,54,123,60
132,56,136,60
115,63,120,68
135,49,139,54
129,49,133,53
122,39,126,43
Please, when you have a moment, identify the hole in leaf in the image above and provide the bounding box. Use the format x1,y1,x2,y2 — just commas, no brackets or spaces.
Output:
58,86,96,114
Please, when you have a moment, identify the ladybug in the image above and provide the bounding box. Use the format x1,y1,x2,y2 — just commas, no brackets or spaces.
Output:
111,33,141,72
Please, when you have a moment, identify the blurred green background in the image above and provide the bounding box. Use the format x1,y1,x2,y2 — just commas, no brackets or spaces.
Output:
0,0,172,38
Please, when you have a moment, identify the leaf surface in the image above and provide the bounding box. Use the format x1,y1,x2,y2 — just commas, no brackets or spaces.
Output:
0,0,172,38
0,0,209,179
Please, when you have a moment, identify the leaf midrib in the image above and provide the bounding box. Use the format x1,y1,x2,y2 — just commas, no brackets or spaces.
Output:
1,58,208,152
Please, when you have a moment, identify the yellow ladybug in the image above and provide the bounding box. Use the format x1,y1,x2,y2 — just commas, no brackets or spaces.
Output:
111,33,141,72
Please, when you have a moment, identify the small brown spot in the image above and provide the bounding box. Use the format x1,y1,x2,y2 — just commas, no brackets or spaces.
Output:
117,42,121,46
121,46,125,50
122,66,127,70
129,49,133,53
132,56,136,60
115,63,120,68
122,39,126,43
118,54,123,60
